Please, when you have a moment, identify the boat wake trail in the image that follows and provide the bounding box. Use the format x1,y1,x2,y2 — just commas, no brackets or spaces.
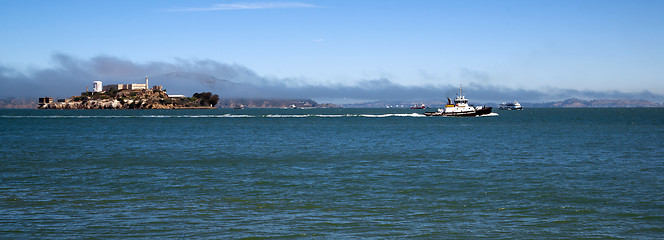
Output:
261,113,427,118
478,113,500,117
1,113,431,119
0,113,425,119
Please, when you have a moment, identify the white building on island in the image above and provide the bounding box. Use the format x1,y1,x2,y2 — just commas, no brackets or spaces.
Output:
100,76,155,91
93,81,103,92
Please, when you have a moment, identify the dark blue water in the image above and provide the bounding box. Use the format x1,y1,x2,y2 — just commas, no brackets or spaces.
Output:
1,108,663,238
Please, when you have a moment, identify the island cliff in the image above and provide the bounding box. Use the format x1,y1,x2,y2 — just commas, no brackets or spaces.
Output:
37,89,219,109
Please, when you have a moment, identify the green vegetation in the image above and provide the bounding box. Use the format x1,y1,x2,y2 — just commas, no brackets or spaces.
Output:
192,92,219,107
107,89,119,97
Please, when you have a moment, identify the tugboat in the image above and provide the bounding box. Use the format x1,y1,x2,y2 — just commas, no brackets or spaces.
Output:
498,101,523,110
424,85,492,117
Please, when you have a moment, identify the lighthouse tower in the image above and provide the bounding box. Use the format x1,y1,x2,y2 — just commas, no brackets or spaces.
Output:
93,81,102,92
145,76,149,89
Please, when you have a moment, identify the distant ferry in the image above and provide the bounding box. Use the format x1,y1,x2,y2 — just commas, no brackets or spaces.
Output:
424,86,492,117
498,101,523,110
410,104,426,109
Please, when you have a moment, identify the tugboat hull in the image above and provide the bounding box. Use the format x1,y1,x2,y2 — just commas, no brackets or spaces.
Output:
424,107,492,117
475,106,492,116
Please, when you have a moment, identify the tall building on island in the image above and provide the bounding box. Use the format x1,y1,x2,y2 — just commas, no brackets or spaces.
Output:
93,81,102,92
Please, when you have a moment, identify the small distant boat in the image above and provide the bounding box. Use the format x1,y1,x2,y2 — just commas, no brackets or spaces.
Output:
233,105,245,109
410,104,426,109
425,85,492,117
498,101,523,110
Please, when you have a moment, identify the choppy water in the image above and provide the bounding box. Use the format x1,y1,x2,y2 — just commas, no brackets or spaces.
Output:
1,108,663,238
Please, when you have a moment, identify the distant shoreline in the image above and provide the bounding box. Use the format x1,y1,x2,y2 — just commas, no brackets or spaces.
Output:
173,106,217,109
1,97,662,109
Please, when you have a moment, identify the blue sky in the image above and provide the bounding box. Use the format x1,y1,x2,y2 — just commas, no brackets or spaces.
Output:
1,0,663,103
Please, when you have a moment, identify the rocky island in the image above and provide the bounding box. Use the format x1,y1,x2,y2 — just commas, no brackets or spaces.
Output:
37,77,219,109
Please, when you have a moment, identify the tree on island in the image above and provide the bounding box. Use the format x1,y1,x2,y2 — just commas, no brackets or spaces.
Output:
192,92,219,107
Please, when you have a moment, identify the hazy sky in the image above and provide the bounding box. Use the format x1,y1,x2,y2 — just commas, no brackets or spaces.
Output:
1,0,663,102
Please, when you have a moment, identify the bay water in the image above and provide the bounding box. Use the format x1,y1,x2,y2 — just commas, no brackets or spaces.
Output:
1,108,663,238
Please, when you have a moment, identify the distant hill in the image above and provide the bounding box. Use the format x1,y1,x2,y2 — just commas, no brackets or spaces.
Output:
525,98,663,108
342,100,446,108
0,98,37,109
217,98,338,108
342,98,663,108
